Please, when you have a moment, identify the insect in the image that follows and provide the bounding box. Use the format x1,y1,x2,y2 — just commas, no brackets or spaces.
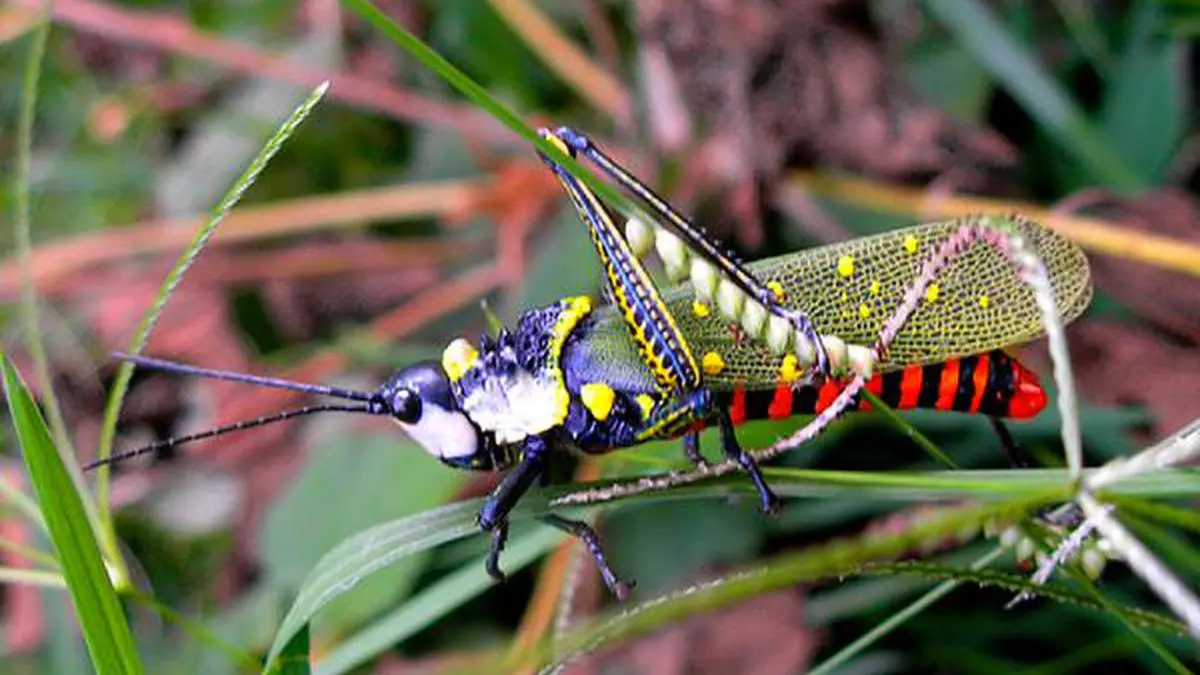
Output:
89,127,1093,600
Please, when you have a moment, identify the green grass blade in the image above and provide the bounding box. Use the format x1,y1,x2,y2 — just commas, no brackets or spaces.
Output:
2,354,144,674
92,81,331,565
1048,0,1113,76
922,0,1145,192
859,389,957,469
511,493,1060,674
0,566,66,588
12,1,73,459
268,625,311,675
1110,497,1200,536
565,466,1196,506
266,495,569,668
809,547,1004,675
855,559,1189,636
314,527,564,675
340,0,639,219
263,461,1196,672
0,536,60,570
265,498,488,667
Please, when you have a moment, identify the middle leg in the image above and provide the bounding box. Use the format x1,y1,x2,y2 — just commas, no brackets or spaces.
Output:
718,409,781,514
633,390,780,514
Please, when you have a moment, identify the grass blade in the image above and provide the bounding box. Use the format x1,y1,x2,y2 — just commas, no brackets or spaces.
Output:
922,0,1145,191
265,498,489,667
808,547,1008,675
268,625,311,675
315,527,564,675
517,494,1060,674
2,354,144,674
11,2,74,458
92,81,331,565
341,0,640,221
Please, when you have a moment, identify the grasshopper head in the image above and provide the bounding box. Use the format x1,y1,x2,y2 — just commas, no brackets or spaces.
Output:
378,361,495,468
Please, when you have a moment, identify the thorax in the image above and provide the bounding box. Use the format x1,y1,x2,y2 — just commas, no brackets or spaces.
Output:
441,297,593,446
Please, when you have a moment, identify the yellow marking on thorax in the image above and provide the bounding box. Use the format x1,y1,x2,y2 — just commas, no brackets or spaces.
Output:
691,300,711,317
580,382,615,421
636,393,657,418
701,351,725,375
925,284,940,303
904,235,919,254
837,255,855,278
442,338,479,382
546,296,594,422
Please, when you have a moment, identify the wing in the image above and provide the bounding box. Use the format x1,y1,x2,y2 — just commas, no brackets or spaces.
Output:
577,216,1092,390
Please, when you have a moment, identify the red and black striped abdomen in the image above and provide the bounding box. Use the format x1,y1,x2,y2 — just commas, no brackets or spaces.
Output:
718,349,1046,425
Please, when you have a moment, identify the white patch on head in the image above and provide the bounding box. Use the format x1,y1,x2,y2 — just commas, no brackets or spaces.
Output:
461,370,561,445
397,403,478,459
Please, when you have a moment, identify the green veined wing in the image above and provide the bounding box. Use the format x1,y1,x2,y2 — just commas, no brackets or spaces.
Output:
583,216,1092,390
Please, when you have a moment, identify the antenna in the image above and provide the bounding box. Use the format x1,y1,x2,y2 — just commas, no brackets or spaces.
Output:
113,353,377,402
88,353,387,472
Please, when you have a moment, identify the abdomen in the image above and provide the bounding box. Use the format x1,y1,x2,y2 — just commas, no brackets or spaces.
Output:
717,350,1046,424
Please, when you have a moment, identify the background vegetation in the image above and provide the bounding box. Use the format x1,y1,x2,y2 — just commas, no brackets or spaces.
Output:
2,0,1199,673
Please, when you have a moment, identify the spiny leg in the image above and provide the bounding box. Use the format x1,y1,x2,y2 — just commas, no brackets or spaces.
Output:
718,410,780,514
541,513,633,600
478,436,549,583
633,390,780,514
538,132,702,396
682,432,709,469
988,417,1030,469
545,126,830,377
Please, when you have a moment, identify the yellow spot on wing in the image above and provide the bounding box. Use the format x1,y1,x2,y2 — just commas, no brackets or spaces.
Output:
702,351,726,375
979,295,990,309
869,280,881,295
580,382,616,421
767,280,786,303
691,300,711,318
441,338,478,382
904,235,919,254
859,303,871,319
925,284,940,303
837,255,855,278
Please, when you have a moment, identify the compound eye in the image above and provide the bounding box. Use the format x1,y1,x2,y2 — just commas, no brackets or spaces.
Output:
392,389,422,423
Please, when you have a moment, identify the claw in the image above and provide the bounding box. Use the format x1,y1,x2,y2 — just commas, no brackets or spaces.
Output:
541,513,634,601
484,523,509,584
